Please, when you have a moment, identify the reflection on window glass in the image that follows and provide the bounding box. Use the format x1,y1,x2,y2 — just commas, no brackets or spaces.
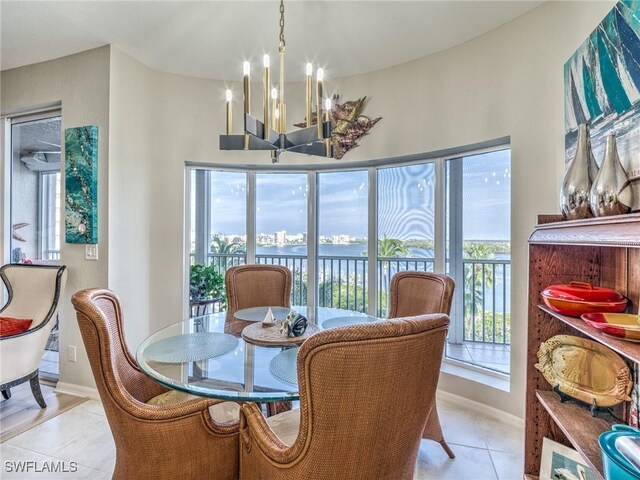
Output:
445,149,511,374
256,173,308,305
317,170,368,312
377,163,435,316
10,116,62,263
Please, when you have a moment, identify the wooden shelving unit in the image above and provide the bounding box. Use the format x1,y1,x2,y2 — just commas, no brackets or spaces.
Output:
524,213,640,480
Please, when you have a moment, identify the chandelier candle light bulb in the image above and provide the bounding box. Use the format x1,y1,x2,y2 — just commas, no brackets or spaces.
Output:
225,89,233,135
306,63,313,127
263,54,270,139
316,68,324,137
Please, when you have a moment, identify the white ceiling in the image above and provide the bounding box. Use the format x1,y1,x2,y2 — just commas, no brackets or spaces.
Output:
1,1,543,81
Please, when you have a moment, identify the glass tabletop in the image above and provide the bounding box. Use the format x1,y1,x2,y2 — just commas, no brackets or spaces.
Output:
136,306,381,402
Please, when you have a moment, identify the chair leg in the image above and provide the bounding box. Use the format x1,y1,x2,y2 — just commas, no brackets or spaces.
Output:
1,389,10,400
29,374,47,409
266,401,292,417
440,440,456,459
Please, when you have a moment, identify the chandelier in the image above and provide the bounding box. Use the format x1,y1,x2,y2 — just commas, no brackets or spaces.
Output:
219,0,332,163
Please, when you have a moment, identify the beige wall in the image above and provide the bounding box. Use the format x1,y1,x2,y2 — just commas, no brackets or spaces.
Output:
108,48,155,350
1,46,111,389
0,1,616,416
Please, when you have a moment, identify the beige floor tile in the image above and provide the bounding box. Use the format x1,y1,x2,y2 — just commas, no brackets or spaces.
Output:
0,444,110,480
6,409,105,456
478,416,524,453
437,404,488,449
70,399,106,417
489,450,524,480
415,442,497,480
50,420,116,473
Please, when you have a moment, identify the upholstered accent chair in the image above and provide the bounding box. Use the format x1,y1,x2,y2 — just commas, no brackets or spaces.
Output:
0,264,67,407
224,264,292,335
72,289,239,480
239,313,450,480
388,271,456,458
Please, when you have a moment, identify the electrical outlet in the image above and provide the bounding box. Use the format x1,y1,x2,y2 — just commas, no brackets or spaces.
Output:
85,244,98,260
68,345,77,362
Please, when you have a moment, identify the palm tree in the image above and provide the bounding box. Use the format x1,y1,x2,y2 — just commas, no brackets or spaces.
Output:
463,243,495,341
366,236,410,316
210,235,246,255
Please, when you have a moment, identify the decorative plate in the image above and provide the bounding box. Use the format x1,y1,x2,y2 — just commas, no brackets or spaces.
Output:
582,313,640,343
535,335,633,407
233,306,292,322
321,316,378,329
269,348,299,385
242,321,320,347
144,332,239,363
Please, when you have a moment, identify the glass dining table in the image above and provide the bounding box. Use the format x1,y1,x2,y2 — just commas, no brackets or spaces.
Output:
136,306,381,402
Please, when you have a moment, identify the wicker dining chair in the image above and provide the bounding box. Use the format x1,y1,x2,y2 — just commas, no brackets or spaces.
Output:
224,264,292,335
239,313,450,480
72,289,239,480
388,271,456,459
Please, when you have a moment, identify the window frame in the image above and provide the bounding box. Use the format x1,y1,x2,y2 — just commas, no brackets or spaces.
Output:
185,139,511,376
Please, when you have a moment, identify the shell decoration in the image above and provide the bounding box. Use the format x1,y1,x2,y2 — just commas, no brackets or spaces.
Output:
280,311,308,338
535,334,633,407
294,94,381,160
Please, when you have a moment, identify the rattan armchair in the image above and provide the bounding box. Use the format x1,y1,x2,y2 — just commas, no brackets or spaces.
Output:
224,264,292,335
72,289,239,480
239,314,450,480
388,271,456,458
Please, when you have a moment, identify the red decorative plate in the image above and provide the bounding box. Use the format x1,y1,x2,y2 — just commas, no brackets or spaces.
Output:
581,313,640,342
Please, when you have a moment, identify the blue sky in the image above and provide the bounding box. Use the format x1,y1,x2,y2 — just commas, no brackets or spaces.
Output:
206,149,510,241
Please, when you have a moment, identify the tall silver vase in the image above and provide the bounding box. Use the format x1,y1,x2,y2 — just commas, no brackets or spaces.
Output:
589,135,633,217
560,124,599,219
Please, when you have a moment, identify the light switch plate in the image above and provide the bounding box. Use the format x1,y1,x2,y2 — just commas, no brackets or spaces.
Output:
85,244,98,260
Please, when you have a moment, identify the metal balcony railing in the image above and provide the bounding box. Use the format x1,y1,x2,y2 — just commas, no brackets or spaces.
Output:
200,253,510,346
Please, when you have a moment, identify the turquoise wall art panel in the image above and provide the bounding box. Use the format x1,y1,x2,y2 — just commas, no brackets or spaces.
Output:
65,125,98,244
564,0,640,210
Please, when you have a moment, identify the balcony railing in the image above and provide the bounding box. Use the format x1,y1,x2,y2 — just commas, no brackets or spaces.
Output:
200,253,510,346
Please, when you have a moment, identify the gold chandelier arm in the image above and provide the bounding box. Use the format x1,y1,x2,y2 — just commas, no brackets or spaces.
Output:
278,0,286,132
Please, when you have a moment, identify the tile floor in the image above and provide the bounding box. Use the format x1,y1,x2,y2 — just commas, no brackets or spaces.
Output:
0,396,524,479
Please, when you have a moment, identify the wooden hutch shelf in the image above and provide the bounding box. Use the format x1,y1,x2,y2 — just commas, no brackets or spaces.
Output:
525,214,640,480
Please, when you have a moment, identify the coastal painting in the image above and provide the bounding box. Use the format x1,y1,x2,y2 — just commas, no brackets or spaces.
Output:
564,0,640,210
65,125,98,244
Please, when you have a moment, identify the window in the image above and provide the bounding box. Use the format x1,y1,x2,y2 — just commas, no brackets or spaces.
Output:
445,149,511,374
8,112,62,379
187,144,511,376
256,173,308,305
190,170,247,270
9,115,62,264
377,163,435,316
317,170,368,312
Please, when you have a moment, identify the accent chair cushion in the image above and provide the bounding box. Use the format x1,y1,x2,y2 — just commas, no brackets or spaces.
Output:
0,317,33,337
147,390,240,424
266,407,300,446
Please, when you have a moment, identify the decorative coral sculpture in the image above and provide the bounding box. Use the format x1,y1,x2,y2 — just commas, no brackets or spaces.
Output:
295,94,381,159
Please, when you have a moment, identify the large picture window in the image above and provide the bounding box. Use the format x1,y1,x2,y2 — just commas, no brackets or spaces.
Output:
187,145,511,375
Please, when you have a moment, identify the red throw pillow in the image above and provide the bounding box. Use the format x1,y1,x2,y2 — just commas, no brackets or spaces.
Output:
0,317,33,337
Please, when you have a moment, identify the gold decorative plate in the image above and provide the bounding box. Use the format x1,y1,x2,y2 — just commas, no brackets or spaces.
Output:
535,335,633,407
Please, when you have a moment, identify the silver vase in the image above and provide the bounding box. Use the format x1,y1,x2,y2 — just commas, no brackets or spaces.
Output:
589,134,633,217
560,124,599,219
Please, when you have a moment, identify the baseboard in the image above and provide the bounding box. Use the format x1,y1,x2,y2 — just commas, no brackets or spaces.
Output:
54,382,99,400
436,389,524,429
